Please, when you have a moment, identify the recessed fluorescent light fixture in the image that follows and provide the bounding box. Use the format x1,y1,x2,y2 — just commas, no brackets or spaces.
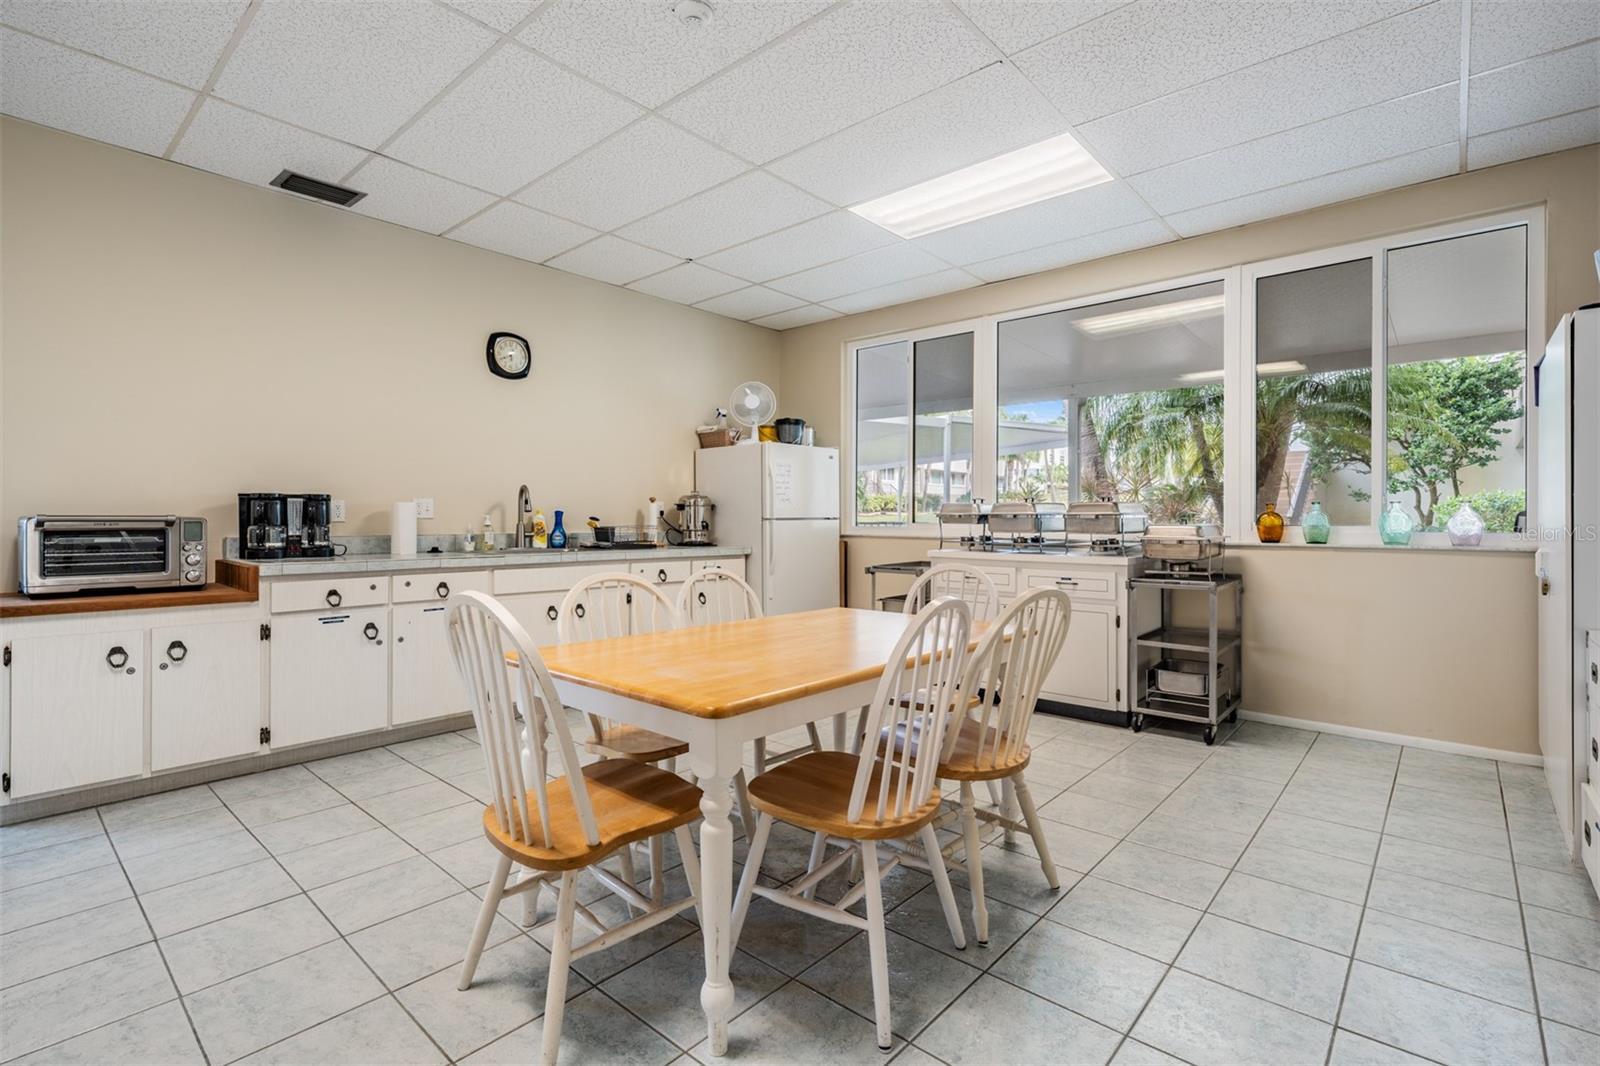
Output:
1076,294,1226,336
848,131,1113,239
1178,360,1306,383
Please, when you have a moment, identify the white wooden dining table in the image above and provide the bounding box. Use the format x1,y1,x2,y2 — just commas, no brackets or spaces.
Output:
531,606,981,1055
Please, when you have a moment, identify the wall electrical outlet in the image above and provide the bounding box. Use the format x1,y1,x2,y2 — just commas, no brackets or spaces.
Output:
331,499,346,523
414,497,435,519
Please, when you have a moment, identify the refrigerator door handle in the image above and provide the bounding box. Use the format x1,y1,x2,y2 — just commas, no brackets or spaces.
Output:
766,521,774,578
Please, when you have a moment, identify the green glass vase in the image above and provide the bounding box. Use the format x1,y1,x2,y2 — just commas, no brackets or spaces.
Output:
1302,501,1331,544
1379,502,1415,546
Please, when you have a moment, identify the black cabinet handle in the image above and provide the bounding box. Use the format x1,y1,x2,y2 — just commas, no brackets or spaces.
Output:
574,603,586,619
165,640,187,663
657,568,668,583
697,591,708,606
1591,662,1597,683
363,622,380,641
106,645,129,670
326,588,342,607
436,581,449,599
547,605,559,621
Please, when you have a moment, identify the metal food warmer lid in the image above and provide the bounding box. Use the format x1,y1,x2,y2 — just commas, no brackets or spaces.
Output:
1065,499,1150,534
1143,522,1225,559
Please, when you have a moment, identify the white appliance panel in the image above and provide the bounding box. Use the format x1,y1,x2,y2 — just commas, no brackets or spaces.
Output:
1537,316,1574,846
763,443,839,519
764,518,840,614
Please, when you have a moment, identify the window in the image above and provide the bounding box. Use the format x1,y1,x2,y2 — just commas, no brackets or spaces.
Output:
997,281,1226,523
853,329,975,526
1385,227,1527,532
1254,259,1374,527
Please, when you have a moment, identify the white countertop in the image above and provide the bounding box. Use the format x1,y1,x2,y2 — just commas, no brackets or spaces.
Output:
929,548,1145,567
229,544,750,577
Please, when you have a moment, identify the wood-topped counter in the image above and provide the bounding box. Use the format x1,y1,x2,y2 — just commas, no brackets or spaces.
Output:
0,560,259,618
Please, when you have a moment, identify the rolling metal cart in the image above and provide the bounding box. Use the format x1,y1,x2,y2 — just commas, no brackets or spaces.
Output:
1127,570,1243,745
865,559,930,612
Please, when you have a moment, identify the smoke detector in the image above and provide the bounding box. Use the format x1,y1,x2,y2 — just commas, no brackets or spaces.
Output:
672,0,714,28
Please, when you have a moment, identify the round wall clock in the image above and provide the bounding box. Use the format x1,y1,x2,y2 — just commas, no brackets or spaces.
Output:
486,332,531,379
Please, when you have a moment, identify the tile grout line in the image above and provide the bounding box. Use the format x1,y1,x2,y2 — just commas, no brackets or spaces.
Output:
1499,760,1552,1066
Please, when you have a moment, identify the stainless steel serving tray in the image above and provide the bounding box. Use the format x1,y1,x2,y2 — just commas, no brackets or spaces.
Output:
1143,522,1224,561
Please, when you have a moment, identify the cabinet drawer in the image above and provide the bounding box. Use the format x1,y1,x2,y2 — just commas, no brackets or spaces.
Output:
494,562,611,596
1020,567,1115,601
393,570,490,604
692,557,745,579
631,559,692,587
271,576,387,614
1582,783,1599,899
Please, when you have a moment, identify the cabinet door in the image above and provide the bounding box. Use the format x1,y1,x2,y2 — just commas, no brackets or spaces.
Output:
269,607,389,748
151,620,265,771
393,603,466,725
1040,599,1117,708
500,591,564,649
9,629,145,797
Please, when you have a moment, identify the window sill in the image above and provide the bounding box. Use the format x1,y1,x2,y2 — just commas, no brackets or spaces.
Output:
1227,536,1536,554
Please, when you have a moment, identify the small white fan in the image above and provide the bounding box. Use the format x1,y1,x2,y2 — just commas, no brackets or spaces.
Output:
728,381,777,445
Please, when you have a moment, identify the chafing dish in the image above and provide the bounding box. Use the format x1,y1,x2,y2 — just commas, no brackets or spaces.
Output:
936,501,986,550
1064,499,1150,536
987,502,1039,536
1143,523,1225,562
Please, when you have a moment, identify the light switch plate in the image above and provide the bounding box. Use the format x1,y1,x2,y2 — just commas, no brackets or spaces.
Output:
415,497,435,519
331,499,346,522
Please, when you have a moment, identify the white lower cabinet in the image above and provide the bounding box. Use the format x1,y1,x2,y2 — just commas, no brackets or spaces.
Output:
501,592,565,648
151,620,265,771
393,602,463,725
8,629,145,798
269,607,389,748
1043,600,1117,706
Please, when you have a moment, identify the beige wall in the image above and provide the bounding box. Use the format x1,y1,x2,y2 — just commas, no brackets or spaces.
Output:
0,119,780,590
789,146,1600,755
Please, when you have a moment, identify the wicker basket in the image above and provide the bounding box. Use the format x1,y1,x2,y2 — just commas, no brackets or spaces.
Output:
697,428,738,448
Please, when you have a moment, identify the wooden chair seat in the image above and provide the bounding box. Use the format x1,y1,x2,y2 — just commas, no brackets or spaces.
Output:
746,750,942,840
483,758,702,871
585,723,690,762
881,716,1031,781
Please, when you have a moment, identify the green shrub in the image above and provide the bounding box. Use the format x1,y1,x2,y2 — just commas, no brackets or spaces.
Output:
1432,489,1525,533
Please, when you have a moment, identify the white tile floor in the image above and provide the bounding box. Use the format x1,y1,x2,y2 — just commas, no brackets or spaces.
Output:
2,714,1597,1065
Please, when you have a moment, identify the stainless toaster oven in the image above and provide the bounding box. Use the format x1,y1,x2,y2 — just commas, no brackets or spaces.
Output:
17,515,207,596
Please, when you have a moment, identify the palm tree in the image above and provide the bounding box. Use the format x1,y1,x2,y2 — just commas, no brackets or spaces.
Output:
1255,370,1372,514
1091,386,1225,519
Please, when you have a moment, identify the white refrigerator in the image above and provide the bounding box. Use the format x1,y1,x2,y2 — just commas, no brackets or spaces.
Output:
695,443,840,615
1534,306,1600,860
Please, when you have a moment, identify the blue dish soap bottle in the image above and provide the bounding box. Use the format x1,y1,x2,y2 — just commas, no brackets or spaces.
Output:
549,510,567,549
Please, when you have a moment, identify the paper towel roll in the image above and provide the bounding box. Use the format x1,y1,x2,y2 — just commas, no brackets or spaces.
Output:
391,501,418,556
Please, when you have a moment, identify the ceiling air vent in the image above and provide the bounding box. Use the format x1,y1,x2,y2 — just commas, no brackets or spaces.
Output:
269,170,366,207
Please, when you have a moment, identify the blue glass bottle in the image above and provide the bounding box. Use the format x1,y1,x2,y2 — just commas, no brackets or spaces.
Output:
549,509,567,549
1302,501,1331,544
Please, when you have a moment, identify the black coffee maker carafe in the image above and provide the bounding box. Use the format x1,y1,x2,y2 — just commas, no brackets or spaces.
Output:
238,493,287,560
290,494,334,558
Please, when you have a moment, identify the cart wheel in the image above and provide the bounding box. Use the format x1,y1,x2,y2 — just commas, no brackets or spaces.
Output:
1203,726,1216,745
1131,714,1144,733
1227,708,1238,724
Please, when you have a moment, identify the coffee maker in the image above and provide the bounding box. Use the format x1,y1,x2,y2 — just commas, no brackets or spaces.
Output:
238,492,334,559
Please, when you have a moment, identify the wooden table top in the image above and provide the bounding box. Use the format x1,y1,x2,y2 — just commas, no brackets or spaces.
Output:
526,607,984,720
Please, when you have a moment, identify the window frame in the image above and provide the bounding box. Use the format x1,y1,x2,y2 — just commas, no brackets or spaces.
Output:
839,206,1545,548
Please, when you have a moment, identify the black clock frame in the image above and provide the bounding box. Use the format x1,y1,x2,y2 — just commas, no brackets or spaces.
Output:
486,332,531,380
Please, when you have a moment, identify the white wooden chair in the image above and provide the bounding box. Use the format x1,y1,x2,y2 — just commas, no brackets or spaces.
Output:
730,597,973,1051
901,563,1001,621
448,591,702,1066
562,572,757,851
925,587,1072,944
677,570,825,775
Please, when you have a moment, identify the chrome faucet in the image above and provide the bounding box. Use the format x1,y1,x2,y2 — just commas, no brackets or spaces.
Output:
516,484,533,548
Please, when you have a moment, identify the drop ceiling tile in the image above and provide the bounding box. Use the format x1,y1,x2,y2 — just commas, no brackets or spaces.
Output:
386,44,640,195
912,179,1153,265
696,211,899,282
447,200,598,263
1013,0,1424,126
515,118,746,231
753,305,841,330
444,0,539,33
0,0,247,88
661,1,994,163
767,243,952,303
953,0,1128,55
1129,85,1458,215
965,219,1173,282
822,269,980,315
0,28,193,155
627,262,745,305
1467,107,1600,169
347,156,497,234
1165,143,1457,237
768,62,1066,207
1468,41,1600,135
172,98,369,189
544,235,682,286
1469,0,1600,74
212,0,495,149
1078,1,1459,175
615,170,830,260
520,0,829,109
693,286,806,321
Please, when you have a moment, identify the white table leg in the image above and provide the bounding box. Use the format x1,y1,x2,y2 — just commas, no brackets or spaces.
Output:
831,711,847,751
696,763,737,1056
